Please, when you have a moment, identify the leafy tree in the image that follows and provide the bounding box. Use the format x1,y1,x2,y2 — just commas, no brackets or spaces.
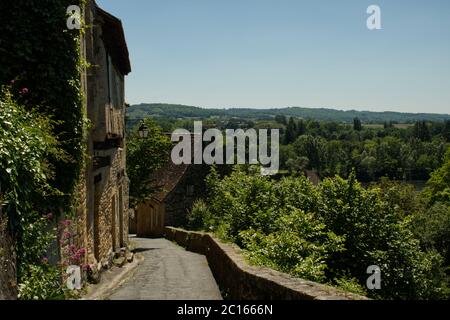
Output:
275,115,287,125
411,202,450,265
297,119,306,136
284,117,298,144
292,135,325,171
353,117,362,131
423,147,450,204
413,120,431,141
286,156,309,176
127,118,172,208
323,140,348,177
443,120,450,142
0,88,65,299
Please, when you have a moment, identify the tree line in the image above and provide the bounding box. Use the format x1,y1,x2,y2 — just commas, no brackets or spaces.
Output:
279,116,450,182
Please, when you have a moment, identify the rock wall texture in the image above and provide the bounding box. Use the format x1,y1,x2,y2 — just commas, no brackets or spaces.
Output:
93,147,129,263
72,0,130,269
164,227,368,300
0,215,17,300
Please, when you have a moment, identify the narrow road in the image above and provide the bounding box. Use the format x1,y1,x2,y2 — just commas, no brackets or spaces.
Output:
108,237,222,300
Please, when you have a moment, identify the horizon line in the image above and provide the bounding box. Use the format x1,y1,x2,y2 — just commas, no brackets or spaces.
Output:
131,102,450,116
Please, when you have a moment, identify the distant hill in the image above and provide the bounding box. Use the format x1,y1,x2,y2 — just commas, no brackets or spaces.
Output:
127,103,450,127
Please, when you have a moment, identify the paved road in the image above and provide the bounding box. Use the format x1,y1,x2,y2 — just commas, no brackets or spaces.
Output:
108,237,222,300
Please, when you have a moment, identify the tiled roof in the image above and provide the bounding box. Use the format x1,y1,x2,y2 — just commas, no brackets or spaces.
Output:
150,161,190,202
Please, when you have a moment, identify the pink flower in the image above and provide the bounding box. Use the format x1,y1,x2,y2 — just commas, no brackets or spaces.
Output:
63,231,72,239
45,213,53,220
10,79,16,84
60,220,72,227
71,253,81,261
81,264,90,271
42,257,49,264
77,248,87,255
19,87,29,94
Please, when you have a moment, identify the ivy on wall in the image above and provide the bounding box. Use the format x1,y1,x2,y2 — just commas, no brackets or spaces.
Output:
0,87,65,299
0,0,86,210
0,1,89,299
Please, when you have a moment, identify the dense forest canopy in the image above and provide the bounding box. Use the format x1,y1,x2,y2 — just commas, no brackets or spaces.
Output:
128,109,450,184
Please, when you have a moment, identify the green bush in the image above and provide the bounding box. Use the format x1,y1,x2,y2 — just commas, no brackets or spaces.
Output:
0,0,85,203
1,88,65,299
187,199,213,231
412,202,450,265
18,265,64,300
194,166,449,299
334,276,367,296
240,207,344,282
423,147,450,205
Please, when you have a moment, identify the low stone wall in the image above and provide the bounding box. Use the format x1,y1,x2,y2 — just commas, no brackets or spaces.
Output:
164,227,368,300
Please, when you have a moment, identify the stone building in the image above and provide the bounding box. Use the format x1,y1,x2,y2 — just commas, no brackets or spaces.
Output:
0,1,131,299
131,161,209,238
75,1,131,268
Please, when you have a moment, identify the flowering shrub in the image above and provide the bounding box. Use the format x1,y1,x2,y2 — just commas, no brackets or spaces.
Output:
59,219,89,277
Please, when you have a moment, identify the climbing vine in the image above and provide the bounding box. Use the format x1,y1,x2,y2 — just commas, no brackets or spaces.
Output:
0,0,87,209
0,0,90,299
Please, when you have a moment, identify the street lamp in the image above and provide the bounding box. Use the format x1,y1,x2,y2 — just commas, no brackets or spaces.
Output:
138,123,149,139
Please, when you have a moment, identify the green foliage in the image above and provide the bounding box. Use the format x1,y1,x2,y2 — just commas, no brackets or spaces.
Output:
373,178,426,218
193,167,449,300
0,88,62,224
284,117,298,144
412,203,450,265
413,120,431,141
18,264,64,300
0,1,89,299
186,199,213,231
333,276,367,296
423,147,450,204
0,0,86,206
240,207,344,282
291,135,326,171
127,103,450,124
127,118,172,208
129,104,449,182
0,88,66,299
280,125,447,181
318,173,446,299
353,117,362,131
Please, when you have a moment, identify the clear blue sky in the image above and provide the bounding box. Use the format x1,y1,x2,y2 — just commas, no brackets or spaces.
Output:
97,0,450,114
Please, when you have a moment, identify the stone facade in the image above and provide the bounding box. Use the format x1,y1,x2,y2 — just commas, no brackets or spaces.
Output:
74,1,131,269
0,213,16,300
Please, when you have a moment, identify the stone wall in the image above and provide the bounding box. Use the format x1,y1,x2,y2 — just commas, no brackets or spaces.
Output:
93,147,129,265
164,227,368,300
73,0,130,269
0,214,16,300
74,166,90,266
